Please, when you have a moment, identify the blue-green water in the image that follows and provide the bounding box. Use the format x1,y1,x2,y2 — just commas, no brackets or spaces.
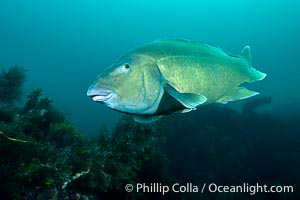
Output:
0,1,299,199
0,0,299,135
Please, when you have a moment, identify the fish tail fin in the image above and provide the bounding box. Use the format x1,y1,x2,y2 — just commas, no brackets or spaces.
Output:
248,68,267,83
240,46,252,65
240,46,267,83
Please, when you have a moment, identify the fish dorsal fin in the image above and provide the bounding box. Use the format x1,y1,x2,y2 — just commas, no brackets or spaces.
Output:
164,83,207,109
240,46,251,65
134,115,163,123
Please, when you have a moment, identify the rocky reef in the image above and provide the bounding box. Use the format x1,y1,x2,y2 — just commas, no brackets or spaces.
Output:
0,66,299,199
0,66,168,199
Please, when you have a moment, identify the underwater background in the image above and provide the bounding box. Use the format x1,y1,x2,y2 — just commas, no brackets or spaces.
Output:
0,0,299,199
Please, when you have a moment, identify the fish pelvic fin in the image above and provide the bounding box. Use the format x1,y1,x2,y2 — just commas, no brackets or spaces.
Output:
240,46,267,83
134,115,163,123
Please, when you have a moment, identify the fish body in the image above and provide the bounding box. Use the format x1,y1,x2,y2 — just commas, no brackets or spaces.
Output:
87,39,266,123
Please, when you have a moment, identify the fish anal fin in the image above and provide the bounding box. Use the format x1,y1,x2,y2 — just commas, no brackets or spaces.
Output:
175,108,195,113
164,83,207,109
235,87,259,100
217,87,259,104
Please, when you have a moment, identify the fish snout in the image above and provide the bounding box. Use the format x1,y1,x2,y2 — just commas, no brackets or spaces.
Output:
87,85,115,102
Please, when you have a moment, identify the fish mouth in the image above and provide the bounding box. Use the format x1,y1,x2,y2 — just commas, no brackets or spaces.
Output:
87,86,115,102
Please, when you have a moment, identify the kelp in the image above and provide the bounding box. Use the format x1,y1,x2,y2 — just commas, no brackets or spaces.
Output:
0,66,168,199
0,65,299,200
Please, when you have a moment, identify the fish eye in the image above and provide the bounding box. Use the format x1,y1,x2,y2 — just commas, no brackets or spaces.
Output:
120,63,131,73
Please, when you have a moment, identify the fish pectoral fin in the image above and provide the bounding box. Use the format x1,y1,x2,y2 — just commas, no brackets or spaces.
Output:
217,87,259,104
164,83,207,109
134,115,163,123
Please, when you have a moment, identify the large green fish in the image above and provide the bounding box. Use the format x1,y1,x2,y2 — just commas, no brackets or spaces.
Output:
87,39,266,123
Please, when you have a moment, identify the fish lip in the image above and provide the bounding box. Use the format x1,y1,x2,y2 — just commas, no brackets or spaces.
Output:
87,86,115,102
92,93,113,102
